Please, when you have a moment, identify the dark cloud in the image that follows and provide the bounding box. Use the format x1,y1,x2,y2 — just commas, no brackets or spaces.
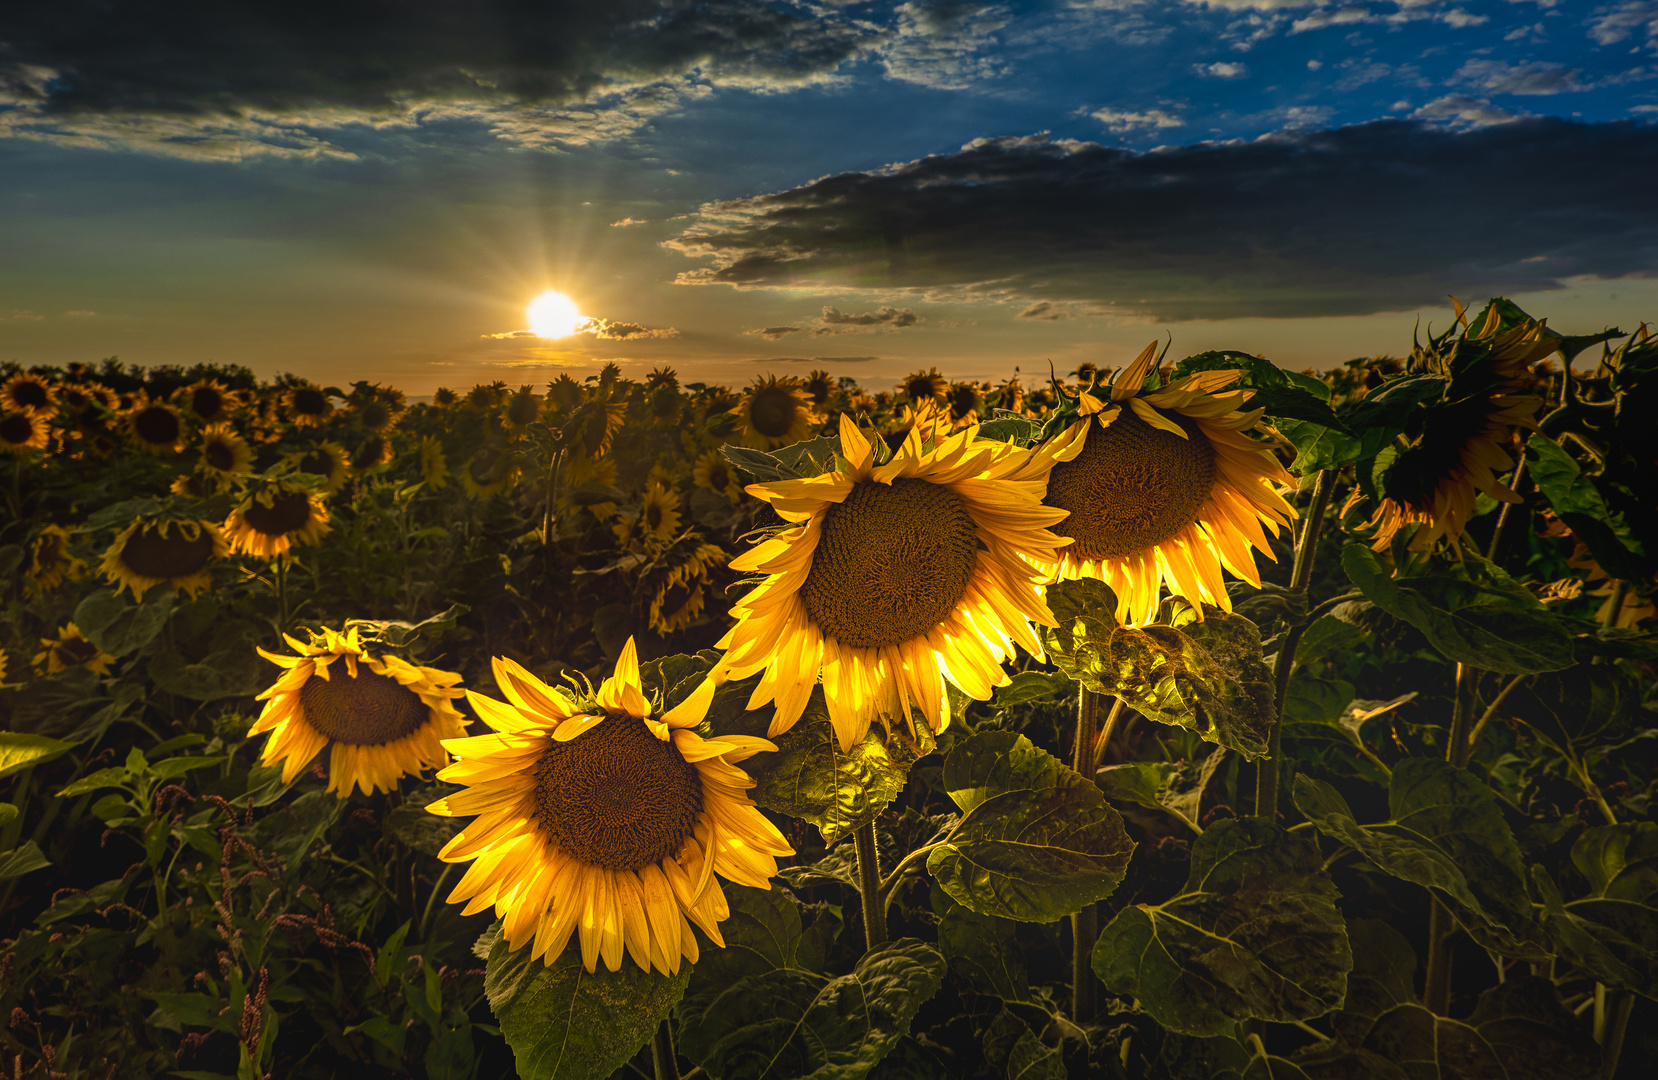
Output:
813,304,921,334
669,120,1658,320
1016,301,1067,320
591,319,678,340
745,325,804,339
755,355,876,363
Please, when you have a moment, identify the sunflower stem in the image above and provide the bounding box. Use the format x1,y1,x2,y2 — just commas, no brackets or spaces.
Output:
1254,468,1336,819
1071,687,1104,1023
275,556,289,630
1426,662,1477,1014
854,821,888,951
1487,450,1529,564
651,1020,681,1080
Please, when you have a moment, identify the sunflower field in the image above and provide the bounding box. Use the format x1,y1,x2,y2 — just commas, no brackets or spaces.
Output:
2,297,1657,1080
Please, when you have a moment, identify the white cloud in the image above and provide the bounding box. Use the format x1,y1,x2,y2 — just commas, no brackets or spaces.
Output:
1307,59,1324,70
1590,2,1658,49
1412,94,1529,127
610,218,648,227
1291,6,1373,34
1196,61,1249,77
1454,58,1588,95
881,2,1013,91
1091,107,1185,132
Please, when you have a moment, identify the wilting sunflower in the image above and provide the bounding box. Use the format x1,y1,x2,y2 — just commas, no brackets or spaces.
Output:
250,627,467,797
615,484,681,549
282,441,351,495
1037,342,1297,627
2,372,56,418
176,378,242,425
566,398,626,458
101,518,229,600
1,410,50,454
125,392,187,455
198,424,254,479
26,524,85,596
1353,310,1554,553
703,413,1069,751
420,436,450,489
224,480,332,559
649,542,726,635
171,469,232,499
734,375,817,450
898,367,948,406
282,382,333,426
462,442,519,498
427,637,792,974
33,623,115,677
692,450,742,505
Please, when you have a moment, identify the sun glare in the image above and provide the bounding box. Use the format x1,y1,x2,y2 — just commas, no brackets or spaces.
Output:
527,291,586,338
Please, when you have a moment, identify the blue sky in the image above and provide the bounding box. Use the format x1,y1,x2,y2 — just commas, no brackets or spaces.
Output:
2,1,1655,391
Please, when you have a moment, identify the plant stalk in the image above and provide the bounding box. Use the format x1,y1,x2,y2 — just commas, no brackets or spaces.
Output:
1255,468,1336,818
1072,687,1104,1023
854,821,888,951
1601,990,1633,1080
1423,898,1456,1015
652,1020,681,1080
1488,452,1529,563
1091,697,1126,774
1446,663,1475,770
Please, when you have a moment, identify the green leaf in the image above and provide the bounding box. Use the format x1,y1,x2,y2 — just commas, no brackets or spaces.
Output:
677,938,945,1080
1093,817,1351,1036
930,884,1034,1006
990,671,1071,708
1096,749,1226,833
73,587,174,657
927,731,1133,922
1342,545,1574,675
722,445,798,483
1040,579,1276,759
1505,665,1639,761
1527,435,1650,581
0,731,75,780
55,766,131,798
148,637,267,701
486,934,691,1080
981,1007,1065,1080
386,784,465,856
1534,823,1658,997
149,756,226,780
0,803,15,829
0,841,51,880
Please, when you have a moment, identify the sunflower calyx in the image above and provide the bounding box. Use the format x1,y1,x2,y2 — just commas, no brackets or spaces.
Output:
338,604,470,650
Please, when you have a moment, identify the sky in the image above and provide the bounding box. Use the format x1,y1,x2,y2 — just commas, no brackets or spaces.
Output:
2,1,1656,394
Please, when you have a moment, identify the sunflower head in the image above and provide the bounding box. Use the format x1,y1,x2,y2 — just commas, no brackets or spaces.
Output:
994,375,1025,413
1,410,50,455
33,623,115,677
566,399,625,458
546,374,585,414
251,626,467,797
899,367,948,405
26,524,85,596
506,386,542,429
282,382,332,426
467,381,508,410
648,542,726,636
432,386,458,407
646,366,679,391
692,450,742,504
225,479,332,560
420,436,450,489
348,382,406,431
171,469,232,499
350,433,395,475
2,372,56,417
429,637,791,974
101,518,229,601
126,393,186,455
647,383,682,427
735,375,816,450
947,382,983,425
198,424,254,478
802,369,835,409
177,379,241,424
283,441,351,495
461,442,519,498
614,483,681,551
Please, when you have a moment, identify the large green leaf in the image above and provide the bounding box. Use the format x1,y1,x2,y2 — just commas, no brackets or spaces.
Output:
1040,580,1275,759
930,884,1035,1006
1096,749,1227,834
0,841,51,880
1534,823,1658,998
483,933,691,1080
677,938,945,1080
1342,545,1574,675
1527,435,1650,581
927,731,1133,922
0,731,75,780
981,1008,1065,1080
72,587,174,657
1093,817,1351,1037
1504,665,1640,761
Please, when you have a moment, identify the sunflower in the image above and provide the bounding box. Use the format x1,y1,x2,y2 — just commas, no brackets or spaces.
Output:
427,637,792,975
898,367,947,406
467,382,508,409
420,436,450,489
100,519,229,601
2,372,56,417
649,542,726,635
26,524,85,596
282,382,333,426
350,433,395,475
282,441,351,495
692,450,742,505
1353,311,1554,553
947,382,983,427
0,649,8,684
566,399,626,458
125,392,186,455
198,424,254,479
646,381,683,427
171,469,232,499
803,369,835,410
432,387,459,407
176,379,242,425
615,484,682,550
33,623,115,677
250,627,467,797
546,374,584,415
1,410,50,455
349,383,406,431
734,375,817,450
1037,342,1297,627
703,412,1069,751
994,375,1024,414
505,386,542,430
224,480,332,559
462,442,519,498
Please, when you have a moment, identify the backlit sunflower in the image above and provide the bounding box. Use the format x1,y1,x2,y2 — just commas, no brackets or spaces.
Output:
351,433,395,475
947,382,984,427
462,442,519,498
649,542,726,635
176,379,242,425
33,623,115,677
803,369,836,410
26,525,85,596
734,375,817,450
702,412,1070,751
646,381,683,427
898,367,947,406
567,399,627,458
348,383,406,431
1,410,50,454
546,374,584,415
282,382,333,426
224,480,332,559
198,424,254,479
615,483,681,550
427,637,792,975
125,392,186,455
2,372,56,418
1352,308,1554,553
100,518,229,601
420,436,450,489
433,387,459,407
692,450,742,504
282,441,351,495
505,386,542,430
250,627,467,797
1035,342,1297,627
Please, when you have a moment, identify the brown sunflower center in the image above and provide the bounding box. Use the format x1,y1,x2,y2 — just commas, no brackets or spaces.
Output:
352,436,388,471
243,492,314,537
748,387,798,438
10,381,49,409
507,393,539,427
1,413,34,445
801,477,980,650
531,714,704,871
298,666,429,746
292,388,327,416
646,502,665,530
56,637,100,666
708,462,730,490
190,387,225,420
651,387,679,418
121,526,215,580
1045,409,1217,561
134,406,181,446
298,449,334,476
204,438,238,472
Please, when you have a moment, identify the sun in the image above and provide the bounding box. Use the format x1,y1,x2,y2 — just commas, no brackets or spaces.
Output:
527,291,587,338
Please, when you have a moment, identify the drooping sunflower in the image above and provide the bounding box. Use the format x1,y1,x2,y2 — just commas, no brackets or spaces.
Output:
171,469,232,499
1,410,50,455
282,441,351,495
898,367,947,406
420,436,450,489
702,412,1070,751
282,382,333,426
224,480,332,559
350,433,395,475
1036,342,1297,627
25,524,85,596
734,375,817,450
566,398,626,458
125,392,186,455
615,483,681,549
692,450,742,505
33,623,115,677
198,424,254,479
546,374,584,415
100,518,229,601
461,442,519,498
427,637,792,975
176,378,242,425
1352,308,1554,553
250,627,467,797
947,382,984,427
2,372,56,418
649,542,726,635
